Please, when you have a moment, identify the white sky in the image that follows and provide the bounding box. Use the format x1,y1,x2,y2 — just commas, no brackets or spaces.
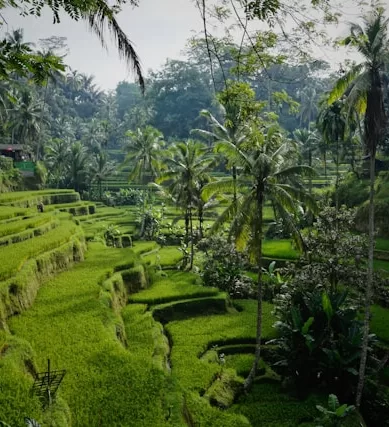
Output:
1,0,388,90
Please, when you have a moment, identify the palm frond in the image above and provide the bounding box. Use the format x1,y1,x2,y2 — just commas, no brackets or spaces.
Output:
88,0,144,92
202,178,236,201
209,198,238,234
328,64,364,104
273,165,317,180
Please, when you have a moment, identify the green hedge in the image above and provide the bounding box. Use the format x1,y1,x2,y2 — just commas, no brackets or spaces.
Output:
122,304,170,371
0,206,30,221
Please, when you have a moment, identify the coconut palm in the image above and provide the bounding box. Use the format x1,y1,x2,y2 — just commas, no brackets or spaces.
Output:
68,141,89,193
203,125,316,390
317,98,347,210
123,126,165,184
298,86,319,129
192,109,248,205
293,128,320,194
9,89,46,151
328,7,389,406
157,140,214,269
45,137,71,188
90,150,116,200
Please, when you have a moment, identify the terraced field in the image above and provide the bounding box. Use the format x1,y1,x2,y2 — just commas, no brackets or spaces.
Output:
0,189,389,426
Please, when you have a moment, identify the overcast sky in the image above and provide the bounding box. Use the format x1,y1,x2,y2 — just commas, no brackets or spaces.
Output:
1,0,387,90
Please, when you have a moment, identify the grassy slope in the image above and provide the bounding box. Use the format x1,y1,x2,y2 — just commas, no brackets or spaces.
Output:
7,243,175,427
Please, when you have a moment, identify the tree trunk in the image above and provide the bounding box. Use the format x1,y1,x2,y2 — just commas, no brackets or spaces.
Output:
232,166,237,205
308,150,312,195
185,209,189,245
36,80,49,161
140,190,147,238
198,204,203,240
356,151,375,407
323,150,327,181
335,139,340,214
244,190,264,391
189,207,194,270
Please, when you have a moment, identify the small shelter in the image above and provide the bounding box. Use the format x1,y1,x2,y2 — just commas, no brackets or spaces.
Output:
0,144,35,176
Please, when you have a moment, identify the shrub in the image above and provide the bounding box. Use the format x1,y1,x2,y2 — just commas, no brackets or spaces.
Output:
271,287,375,400
199,235,250,296
335,172,369,208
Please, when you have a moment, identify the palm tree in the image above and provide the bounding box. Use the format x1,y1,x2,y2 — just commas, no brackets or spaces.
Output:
328,8,388,407
45,138,71,188
81,118,106,153
293,128,319,194
90,150,116,200
298,86,319,129
35,48,65,160
157,140,214,269
193,109,247,206
203,126,315,390
68,141,89,193
123,126,165,184
9,89,45,152
6,29,33,49
317,99,347,211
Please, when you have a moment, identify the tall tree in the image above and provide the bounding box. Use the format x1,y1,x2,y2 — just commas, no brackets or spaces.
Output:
293,128,319,193
203,124,315,390
317,98,347,211
45,137,70,188
123,126,165,184
329,7,388,407
157,140,214,269
90,150,116,200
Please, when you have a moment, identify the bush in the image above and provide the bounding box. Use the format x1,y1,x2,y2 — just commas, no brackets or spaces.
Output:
199,236,250,296
335,173,369,207
271,286,375,400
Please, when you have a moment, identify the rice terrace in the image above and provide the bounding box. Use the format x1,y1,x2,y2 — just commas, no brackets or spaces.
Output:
2,1,389,426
